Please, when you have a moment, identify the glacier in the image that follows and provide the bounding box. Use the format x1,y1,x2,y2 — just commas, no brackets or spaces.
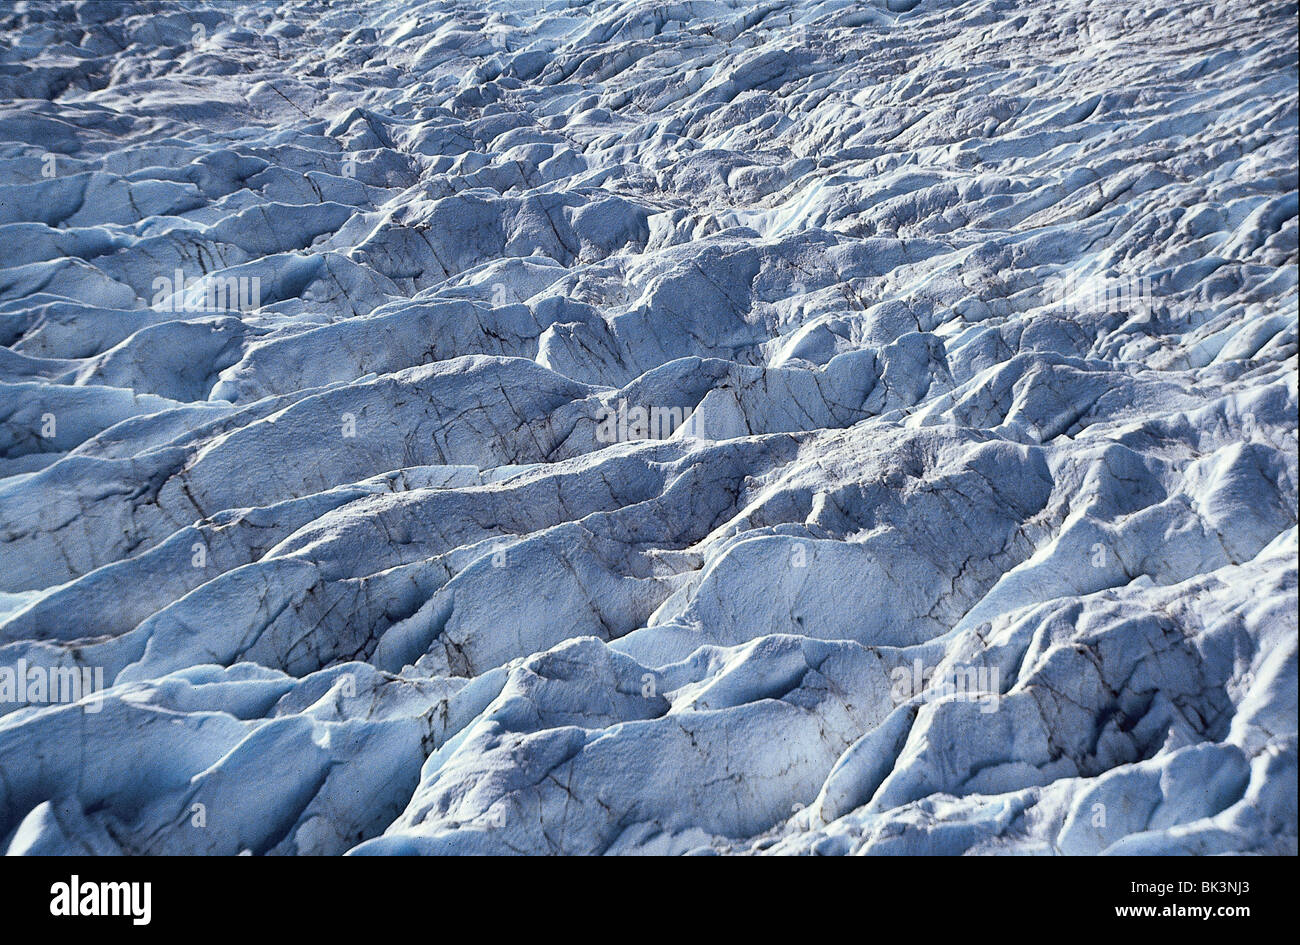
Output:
0,0,1295,856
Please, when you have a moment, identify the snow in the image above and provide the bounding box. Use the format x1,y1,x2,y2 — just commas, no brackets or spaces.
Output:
0,0,1295,855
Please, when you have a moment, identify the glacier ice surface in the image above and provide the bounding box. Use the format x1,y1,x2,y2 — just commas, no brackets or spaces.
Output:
0,0,1296,855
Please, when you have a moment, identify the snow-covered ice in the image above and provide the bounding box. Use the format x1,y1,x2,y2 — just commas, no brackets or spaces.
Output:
0,0,1295,855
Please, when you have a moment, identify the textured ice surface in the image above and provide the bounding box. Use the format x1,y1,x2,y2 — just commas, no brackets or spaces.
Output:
0,0,1296,855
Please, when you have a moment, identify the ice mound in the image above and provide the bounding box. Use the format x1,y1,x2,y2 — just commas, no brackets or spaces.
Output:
0,0,1295,855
